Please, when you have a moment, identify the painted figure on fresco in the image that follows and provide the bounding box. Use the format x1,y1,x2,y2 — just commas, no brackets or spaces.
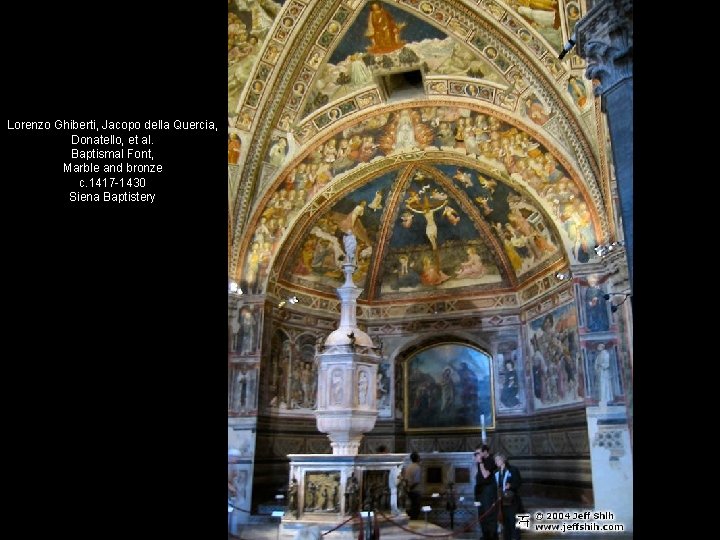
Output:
228,133,241,164
406,197,448,251
268,136,288,168
500,359,520,408
377,364,391,409
455,246,486,279
566,2,581,32
366,2,406,54
392,254,420,290
457,361,479,418
567,76,587,108
395,110,419,150
529,305,583,408
235,364,249,412
524,94,550,125
420,254,450,286
584,276,610,332
531,337,545,401
595,343,613,406
350,52,374,86
368,190,384,212
379,110,434,154
340,201,368,241
440,367,455,413
239,307,256,354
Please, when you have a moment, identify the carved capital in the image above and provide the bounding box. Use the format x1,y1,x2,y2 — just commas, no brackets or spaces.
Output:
576,0,633,96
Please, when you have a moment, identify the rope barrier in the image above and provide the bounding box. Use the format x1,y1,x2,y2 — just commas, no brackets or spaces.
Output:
375,508,451,538
321,513,359,536
231,497,503,539
372,499,501,539
227,500,252,513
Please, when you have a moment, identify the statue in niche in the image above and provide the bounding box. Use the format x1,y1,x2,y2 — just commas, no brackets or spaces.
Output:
305,481,318,511
332,485,339,512
331,369,344,405
288,477,299,518
345,473,359,514
358,371,369,406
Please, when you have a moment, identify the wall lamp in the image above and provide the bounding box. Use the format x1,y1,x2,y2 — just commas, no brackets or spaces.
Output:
229,280,243,295
558,32,577,60
556,271,572,281
604,293,631,313
594,241,624,258
278,295,299,308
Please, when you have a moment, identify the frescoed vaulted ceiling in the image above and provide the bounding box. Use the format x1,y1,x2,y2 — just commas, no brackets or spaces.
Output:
228,0,611,311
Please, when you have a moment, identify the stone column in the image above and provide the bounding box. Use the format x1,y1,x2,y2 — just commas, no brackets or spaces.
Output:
586,406,633,532
227,291,260,530
572,259,633,531
575,0,633,291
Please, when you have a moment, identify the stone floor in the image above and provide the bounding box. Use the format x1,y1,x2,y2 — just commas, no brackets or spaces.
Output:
231,497,631,540
230,521,632,540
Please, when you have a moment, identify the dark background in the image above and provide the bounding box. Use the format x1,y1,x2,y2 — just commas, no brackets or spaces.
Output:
5,3,227,535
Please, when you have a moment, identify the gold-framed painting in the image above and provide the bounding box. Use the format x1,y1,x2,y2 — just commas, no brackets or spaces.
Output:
404,342,495,432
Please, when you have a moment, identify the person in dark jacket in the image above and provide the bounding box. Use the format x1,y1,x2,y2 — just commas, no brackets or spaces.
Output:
495,453,522,540
403,452,422,519
474,444,498,540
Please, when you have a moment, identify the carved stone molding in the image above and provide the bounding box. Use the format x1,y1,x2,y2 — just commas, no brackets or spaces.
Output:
575,0,633,96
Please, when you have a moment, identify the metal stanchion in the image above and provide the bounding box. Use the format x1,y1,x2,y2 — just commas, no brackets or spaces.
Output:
421,505,432,531
444,483,457,530
271,510,284,540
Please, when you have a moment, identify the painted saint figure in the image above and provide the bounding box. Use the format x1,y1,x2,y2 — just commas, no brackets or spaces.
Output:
584,276,610,332
268,136,288,168
595,343,613,406
500,359,520,408
394,110,418,150
455,246,486,279
235,365,249,412
440,367,455,413
366,2,406,54
228,133,241,164
239,307,256,354
406,197,447,251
